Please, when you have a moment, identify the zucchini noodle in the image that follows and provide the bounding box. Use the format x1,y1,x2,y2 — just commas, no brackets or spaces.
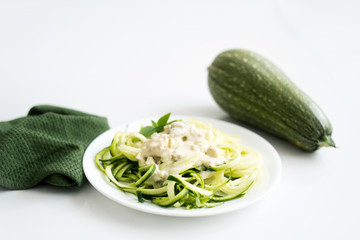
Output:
95,118,262,209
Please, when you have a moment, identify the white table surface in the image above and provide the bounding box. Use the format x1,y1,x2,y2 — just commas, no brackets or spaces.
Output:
1,1,359,239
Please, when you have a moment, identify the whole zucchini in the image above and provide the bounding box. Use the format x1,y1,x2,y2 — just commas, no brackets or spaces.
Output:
208,49,335,151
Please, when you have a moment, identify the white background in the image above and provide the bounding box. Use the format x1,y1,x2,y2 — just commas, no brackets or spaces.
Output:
0,0,359,239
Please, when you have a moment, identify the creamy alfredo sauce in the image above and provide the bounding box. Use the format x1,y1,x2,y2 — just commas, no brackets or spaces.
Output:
136,121,225,186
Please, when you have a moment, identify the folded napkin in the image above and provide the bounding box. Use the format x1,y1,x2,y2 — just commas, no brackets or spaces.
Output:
0,105,110,190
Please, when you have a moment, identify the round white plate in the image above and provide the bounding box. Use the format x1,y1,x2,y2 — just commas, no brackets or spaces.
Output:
83,116,281,217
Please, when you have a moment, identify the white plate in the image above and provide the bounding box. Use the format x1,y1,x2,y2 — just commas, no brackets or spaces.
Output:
83,116,281,217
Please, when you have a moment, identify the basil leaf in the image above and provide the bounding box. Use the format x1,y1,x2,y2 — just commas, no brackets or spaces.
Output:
157,112,171,127
167,120,180,125
157,126,164,132
139,126,157,137
151,120,157,128
139,113,180,138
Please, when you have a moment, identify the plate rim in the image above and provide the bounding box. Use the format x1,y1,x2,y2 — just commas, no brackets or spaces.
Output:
83,115,282,217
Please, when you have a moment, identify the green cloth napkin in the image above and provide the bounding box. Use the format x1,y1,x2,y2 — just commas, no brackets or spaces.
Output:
0,105,110,190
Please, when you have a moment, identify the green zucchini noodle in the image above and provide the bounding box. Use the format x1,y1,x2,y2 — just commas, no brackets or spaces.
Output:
95,118,262,209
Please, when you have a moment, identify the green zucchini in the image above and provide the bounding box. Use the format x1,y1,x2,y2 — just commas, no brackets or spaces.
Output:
167,175,213,197
208,49,335,151
151,188,189,207
135,164,156,187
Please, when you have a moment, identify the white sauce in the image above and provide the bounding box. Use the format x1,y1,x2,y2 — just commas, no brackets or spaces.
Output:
136,121,225,185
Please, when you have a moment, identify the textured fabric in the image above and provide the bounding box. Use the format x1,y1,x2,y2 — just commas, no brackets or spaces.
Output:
0,105,110,189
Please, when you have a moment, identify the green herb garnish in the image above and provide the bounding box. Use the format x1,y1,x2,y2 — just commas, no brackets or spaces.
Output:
139,113,179,138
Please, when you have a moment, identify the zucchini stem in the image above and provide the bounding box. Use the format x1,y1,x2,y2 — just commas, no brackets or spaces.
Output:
318,135,336,149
